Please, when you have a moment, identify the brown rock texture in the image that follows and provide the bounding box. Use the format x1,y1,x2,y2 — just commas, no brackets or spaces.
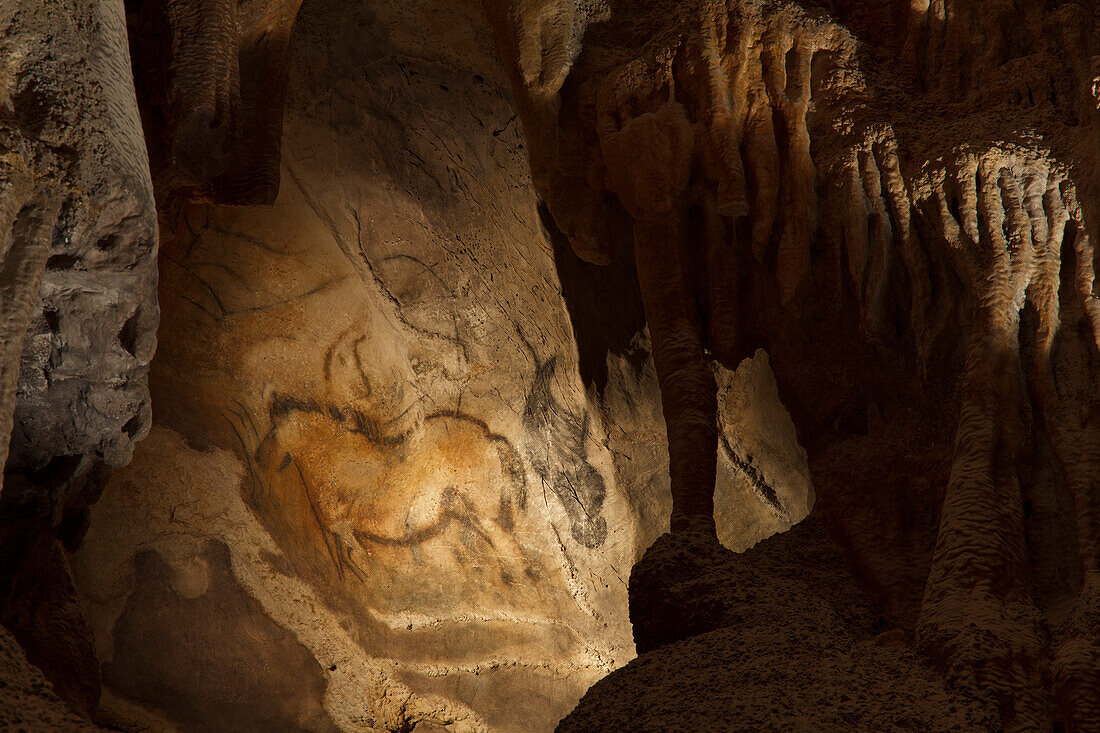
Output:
3,0,1097,730
3,0,158,476
1,532,102,719
125,0,305,203
0,0,157,721
562,521,999,732
69,1,809,731
0,624,103,733
481,0,1100,729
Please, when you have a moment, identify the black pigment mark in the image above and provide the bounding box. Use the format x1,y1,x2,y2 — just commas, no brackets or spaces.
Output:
522,355,608,548
719,434,790,522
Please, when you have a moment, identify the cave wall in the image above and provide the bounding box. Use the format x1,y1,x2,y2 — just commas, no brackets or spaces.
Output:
0,624,103,731
67,1,809,731
0,0,157,719
0,0,1096,729
2,0,157,477
479,0,1100,728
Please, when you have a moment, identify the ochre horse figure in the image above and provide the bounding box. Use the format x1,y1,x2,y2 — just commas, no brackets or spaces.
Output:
250,327,536,616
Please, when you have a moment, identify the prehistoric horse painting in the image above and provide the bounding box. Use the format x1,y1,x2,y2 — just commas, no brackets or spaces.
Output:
228,326,554,620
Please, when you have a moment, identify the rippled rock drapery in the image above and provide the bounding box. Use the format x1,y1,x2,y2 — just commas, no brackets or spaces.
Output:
124,0,305,204
483,0,1100,729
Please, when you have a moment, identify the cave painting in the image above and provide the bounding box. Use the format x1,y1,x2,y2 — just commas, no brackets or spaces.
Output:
522,354,608,549
258,396,533,583
10,0,1099,728
242,326,551,619
226,312,619,632
165,164,620,636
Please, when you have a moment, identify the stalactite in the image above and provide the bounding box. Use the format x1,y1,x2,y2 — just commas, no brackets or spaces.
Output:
125,0,304,204
485,0,1100,727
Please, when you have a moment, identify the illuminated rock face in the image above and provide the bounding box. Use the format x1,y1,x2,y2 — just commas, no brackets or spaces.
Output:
69,1,810,731
481,0,1100,728
7,0,1097,730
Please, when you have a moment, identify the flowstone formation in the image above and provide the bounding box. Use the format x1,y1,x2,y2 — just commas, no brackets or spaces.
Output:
482,0,1100,729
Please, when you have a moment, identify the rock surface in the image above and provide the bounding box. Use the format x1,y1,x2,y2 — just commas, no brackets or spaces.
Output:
69,1,810,731
562,521,998,732
0,0,157,720
481,0,1100,728
4,0,1097,730
3,0,157,476
0,624,103,733
125,0,305,203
